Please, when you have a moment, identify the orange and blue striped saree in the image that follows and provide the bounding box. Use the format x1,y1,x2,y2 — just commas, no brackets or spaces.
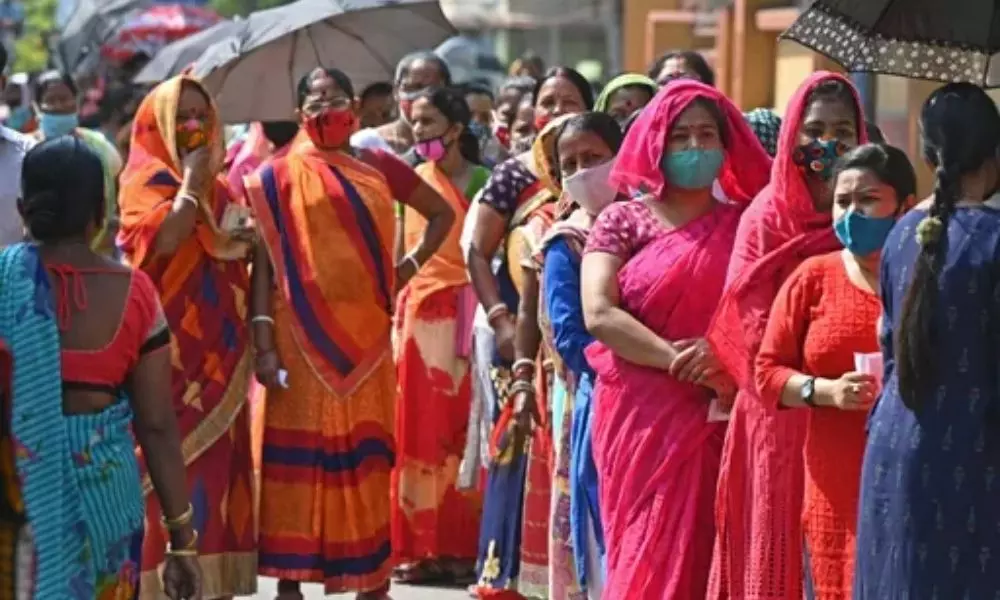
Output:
117,76,257,599
245,142,402,594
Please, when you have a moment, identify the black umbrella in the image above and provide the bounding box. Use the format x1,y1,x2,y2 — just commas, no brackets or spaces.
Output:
782,0,1000,87
133,18,244,84
57,0,150,75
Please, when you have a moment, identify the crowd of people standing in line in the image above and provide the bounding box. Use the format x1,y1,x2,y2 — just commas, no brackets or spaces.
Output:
0,34,999,600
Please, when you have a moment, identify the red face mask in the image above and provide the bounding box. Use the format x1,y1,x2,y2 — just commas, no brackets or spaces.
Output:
534,113,552,132
494,124,510,149
303,107,357,149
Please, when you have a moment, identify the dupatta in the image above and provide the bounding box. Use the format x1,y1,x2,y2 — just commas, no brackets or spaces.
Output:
117,76,252,488
245,142,396,396
707,72,868,392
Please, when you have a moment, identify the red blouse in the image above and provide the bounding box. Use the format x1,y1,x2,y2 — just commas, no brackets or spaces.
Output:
51,266,169,392
754,251,881,600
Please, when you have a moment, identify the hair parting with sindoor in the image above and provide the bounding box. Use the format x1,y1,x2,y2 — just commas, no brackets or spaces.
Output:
895,83,1000,410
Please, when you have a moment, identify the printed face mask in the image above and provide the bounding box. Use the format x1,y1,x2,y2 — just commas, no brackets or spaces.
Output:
661,148,725,190
176,117,208,151
302,107,357,149
562,160,618,216
415,135,448,162
834,208,896,257
793,138,849,181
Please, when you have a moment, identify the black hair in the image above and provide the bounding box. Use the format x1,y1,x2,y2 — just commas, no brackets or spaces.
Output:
416,86,481,165
532,67,595,111
394,52,452,86
806,78,860,131
360,81,393,103
34,70,78,102
18,136,105,243
296,68,355,109
461,81,494,101
552,112,623,181
896,83,1000,410
833,143,917,206
0,44,6,75
261,120,300,148
865,121,886,143
647,50,715,87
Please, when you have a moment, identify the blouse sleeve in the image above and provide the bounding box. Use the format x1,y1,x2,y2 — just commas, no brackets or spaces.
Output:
359,148,421,201
544,238,594,377
754,261,815,408
130,269,171,358
479,157,536,219
583,202,635,260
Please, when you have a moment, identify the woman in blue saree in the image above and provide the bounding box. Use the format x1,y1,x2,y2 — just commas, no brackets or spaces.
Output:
0,137,201,599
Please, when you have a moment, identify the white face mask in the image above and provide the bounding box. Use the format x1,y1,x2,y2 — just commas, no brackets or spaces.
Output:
562,159,617,216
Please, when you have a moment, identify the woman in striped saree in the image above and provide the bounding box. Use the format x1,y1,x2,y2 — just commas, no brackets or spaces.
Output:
118,75,258,599
244,67,453,600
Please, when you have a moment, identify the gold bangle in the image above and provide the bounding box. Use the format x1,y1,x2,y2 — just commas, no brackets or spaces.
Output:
162,503,194,530
167,529,200,555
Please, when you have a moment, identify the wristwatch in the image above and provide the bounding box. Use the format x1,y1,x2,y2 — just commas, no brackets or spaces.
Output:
801,377,817,407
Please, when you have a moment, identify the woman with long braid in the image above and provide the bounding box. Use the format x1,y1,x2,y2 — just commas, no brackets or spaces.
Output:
855,83,1000,597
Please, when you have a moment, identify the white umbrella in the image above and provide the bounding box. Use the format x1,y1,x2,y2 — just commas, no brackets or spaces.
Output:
190,0,456,124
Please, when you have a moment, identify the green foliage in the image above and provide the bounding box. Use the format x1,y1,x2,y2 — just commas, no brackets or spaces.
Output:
14,0,57,72
209,0,293,18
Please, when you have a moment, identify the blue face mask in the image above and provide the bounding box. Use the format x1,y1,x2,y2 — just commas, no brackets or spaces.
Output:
5,106,29,131
468,120,490,143
793,138,848,181
38,111,79,138
834,208,896,257
661,148,725,190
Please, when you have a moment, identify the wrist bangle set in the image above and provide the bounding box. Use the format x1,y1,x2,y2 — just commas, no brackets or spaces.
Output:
486,304,509,323
162,503,199,556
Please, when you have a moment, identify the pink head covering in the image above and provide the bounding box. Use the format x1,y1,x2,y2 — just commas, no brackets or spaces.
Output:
707,71,868,391
608,79,772,205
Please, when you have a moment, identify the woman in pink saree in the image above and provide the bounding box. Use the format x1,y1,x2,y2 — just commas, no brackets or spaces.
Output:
580,80,771,598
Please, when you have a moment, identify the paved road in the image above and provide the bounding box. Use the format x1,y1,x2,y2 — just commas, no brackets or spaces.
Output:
245,577,470,599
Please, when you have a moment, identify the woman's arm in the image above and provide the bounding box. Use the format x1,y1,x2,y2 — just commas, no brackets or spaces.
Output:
153,147,212,257
543,240,593,376
467,205,508,312
581,251,678,370
249,244,282,387
515,266,542,363
126,347,197,548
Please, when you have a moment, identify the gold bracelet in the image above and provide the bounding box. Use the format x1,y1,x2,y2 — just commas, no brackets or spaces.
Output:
166,529,200,556
162,503,194,530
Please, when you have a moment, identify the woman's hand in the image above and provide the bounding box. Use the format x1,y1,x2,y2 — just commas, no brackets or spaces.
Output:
493,314,517,363
512,388,541,429
254,349,283,388
816,372,878,411
668,338,721,383
162,554,203,600
394,257,418,294
181,146,212,195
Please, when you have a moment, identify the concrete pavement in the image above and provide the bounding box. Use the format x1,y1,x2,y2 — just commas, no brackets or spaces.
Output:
245,577,470,599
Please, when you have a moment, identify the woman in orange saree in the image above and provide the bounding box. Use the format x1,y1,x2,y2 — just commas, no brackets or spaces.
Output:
392,87,490,584
244,68,453,600
117,75,257,599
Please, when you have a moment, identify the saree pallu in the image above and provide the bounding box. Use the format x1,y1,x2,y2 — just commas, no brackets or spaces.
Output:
391,163,487,563
246,147,397,594
584,207,740,599
0,244,144,599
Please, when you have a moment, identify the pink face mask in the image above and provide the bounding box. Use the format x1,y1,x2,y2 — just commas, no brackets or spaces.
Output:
415,135,447,162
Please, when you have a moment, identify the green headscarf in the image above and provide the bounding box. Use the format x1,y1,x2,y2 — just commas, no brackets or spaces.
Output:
594,73,658,113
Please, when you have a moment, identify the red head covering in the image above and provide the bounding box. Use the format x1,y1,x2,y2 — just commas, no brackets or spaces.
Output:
707,71,868,391
609,79,772,205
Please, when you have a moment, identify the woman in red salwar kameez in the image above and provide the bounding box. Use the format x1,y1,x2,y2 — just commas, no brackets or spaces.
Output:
580,80,771,599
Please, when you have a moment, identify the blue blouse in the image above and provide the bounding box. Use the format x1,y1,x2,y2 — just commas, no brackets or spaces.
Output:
543,237,594,379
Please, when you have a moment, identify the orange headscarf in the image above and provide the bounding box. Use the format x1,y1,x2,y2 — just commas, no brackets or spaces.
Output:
117,75,249,267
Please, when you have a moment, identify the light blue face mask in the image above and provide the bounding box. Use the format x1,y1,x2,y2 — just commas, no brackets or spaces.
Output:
834,208,896,257
38,111,79,139
661,148,725,190
5,106,30,131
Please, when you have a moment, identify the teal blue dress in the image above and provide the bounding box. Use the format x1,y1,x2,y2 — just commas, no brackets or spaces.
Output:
0,244,145,598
